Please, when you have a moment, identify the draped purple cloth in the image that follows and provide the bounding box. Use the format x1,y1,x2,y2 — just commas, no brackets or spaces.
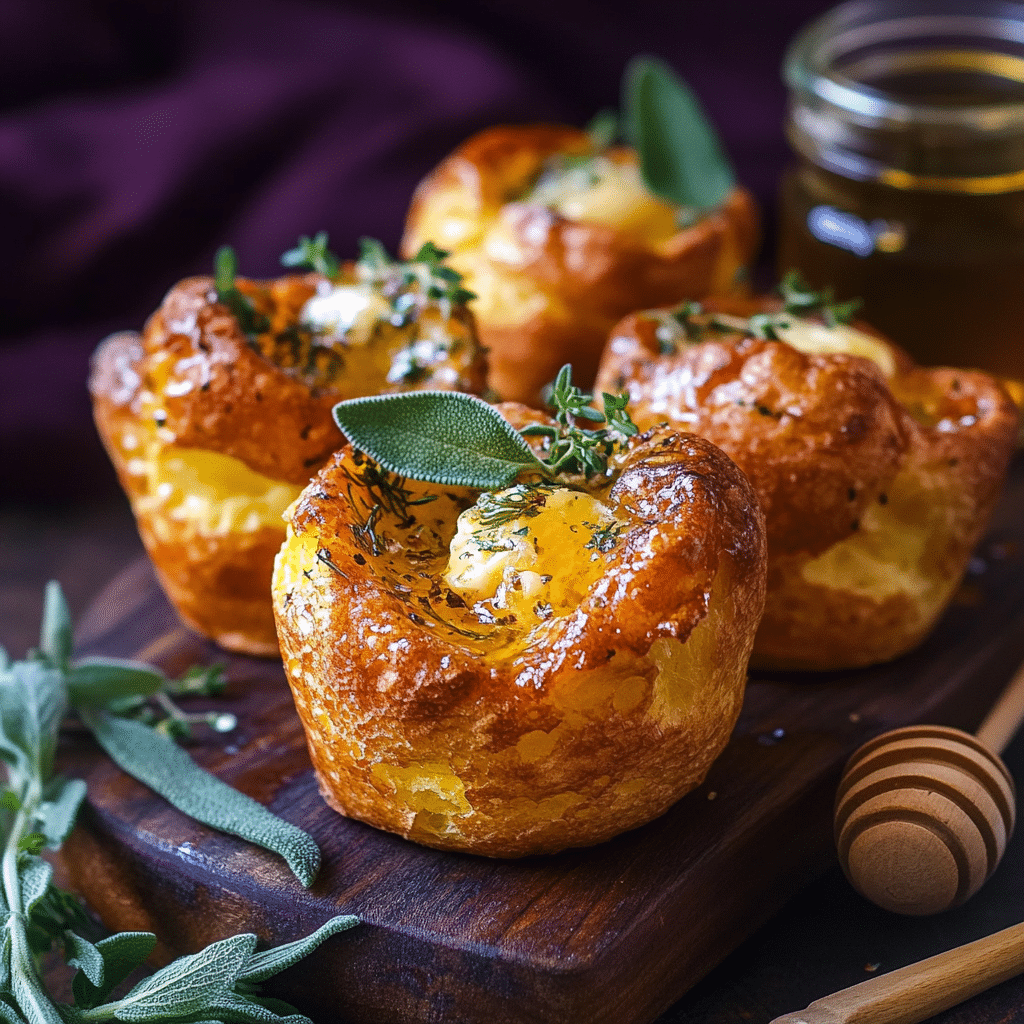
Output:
0,0,835,500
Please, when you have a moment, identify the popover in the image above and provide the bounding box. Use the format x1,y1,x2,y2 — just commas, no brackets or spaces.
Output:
90,240,487,655
401,124,757,405
272,400,767,856
594,287,1020,670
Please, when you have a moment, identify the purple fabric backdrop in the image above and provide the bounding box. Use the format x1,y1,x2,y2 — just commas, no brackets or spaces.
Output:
0,0,836,501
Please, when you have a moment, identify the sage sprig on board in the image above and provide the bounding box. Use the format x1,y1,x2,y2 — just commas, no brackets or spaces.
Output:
28,583,321,887
622,55,736,212
0,583,357,1024
332,363,638,488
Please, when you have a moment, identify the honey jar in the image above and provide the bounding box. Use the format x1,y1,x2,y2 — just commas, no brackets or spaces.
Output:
779,0,1024,379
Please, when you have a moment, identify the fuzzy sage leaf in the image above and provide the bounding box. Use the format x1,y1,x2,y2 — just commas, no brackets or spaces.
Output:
623,55,735,211
333,391,544,488
1,584,355,1024
71,932,158,1009
80,710,321,887
236,916,358,983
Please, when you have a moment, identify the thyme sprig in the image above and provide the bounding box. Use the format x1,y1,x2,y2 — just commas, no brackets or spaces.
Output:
213,246,270,338
280,231,340,278
355,238,475,319
651,273,865,354
522,365,639,478
0,584,356,1024
778,269,862,327
473,482,559,530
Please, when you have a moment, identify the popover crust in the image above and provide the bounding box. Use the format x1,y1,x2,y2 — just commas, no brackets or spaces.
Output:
595,298,1020,670
272,407,767,856
401,124,758,405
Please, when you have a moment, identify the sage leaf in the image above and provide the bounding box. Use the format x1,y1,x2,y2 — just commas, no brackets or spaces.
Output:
101,933,254,1021
333,391,544,489
20,859,52,919
0,661,67,778
66,659,165,707
237,916,358,984
94,933,158,988
39,778,87,848
81,712,320,887
39,582,72,671
26,885,91,948
64,933,104,988
241,995,309,1019
72,933,157,1010
623,55,735,211
200,992,306,1024
0,999,21,1024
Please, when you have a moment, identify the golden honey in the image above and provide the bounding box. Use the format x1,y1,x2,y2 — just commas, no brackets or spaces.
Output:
780,1,1024,380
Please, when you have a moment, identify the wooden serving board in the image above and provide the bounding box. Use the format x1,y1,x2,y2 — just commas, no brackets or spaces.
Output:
61,457,1024,1024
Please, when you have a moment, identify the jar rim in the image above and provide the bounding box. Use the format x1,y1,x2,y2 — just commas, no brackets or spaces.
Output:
784,0,1024,131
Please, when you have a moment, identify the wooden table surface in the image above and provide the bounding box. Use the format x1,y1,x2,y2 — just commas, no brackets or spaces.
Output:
2,482,1024,1024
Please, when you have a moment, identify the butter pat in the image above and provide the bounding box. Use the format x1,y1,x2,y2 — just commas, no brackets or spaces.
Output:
527,156,680,244
300,282,391,345
777,318,897,377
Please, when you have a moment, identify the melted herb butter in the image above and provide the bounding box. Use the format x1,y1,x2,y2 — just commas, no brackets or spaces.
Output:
444,484,621,625
300,282,392,345
525,153,685,243
774,318,897,377
294,281,468,392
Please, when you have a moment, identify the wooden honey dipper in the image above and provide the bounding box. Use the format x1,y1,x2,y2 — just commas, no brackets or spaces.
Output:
835,656,1024,916
770,917,1024,1024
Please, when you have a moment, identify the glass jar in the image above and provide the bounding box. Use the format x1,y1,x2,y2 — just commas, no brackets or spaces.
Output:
779,0,1024,379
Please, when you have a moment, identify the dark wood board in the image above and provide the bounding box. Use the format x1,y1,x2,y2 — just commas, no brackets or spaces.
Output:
60,456,1024,1024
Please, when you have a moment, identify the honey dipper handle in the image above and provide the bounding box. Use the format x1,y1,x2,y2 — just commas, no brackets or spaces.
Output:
976,656,1024,754
769,920,1024,1024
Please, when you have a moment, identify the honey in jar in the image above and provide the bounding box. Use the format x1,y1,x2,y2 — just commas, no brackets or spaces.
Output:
779,0,1024,380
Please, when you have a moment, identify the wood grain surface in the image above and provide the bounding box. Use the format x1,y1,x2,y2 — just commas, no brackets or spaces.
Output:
58,459,1024,1024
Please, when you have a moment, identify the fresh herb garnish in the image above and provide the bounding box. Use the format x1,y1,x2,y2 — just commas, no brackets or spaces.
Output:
622,55,736,212
355,238,475,318
281,231,341,278
473,482,558,530
584,521,624,553
649,277,864,353
585,108,619,151
332,364,639,490
333,390,540,490
213,246,270,338
339,454,438,556
0,584,357,1024
778,269,861,327
746,312,789,341
523,368,638,477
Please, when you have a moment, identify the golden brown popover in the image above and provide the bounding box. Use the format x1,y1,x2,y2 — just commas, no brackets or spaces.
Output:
272,403,767,857
594,291,1020,671
90,242,487,656
401,124,758,405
